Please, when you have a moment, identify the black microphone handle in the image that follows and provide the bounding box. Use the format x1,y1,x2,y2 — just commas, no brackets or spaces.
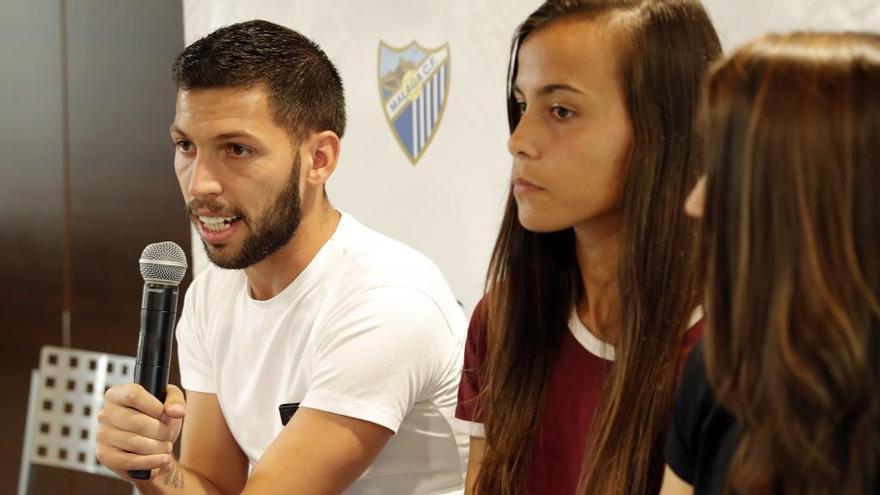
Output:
129,283,179,480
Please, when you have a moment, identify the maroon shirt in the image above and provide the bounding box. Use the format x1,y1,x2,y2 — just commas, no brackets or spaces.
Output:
455,300,703,494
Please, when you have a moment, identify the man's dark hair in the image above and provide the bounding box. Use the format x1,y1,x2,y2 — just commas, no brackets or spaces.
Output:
172,19,346,139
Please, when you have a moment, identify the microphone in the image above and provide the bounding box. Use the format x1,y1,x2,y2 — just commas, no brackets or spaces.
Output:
129,241,188,480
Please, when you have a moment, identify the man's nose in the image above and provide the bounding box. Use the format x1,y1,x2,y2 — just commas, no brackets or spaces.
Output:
187,154,222,199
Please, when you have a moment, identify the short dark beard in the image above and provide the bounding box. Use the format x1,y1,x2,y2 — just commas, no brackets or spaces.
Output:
202,154,303,269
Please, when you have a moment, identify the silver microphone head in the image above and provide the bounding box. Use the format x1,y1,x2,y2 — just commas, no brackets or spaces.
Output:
139,241,188,286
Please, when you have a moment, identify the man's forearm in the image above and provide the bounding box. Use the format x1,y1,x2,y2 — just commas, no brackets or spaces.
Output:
133,458,226,495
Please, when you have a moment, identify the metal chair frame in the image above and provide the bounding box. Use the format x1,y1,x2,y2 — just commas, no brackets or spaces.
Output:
18,345,138,495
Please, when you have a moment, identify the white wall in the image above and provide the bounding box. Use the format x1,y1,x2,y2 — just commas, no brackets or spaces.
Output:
184,0,879,316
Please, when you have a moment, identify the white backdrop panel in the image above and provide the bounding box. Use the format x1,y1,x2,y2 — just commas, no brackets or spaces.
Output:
183,0,879,315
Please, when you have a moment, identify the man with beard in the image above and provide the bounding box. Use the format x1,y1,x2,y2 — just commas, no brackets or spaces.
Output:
95,20,468,494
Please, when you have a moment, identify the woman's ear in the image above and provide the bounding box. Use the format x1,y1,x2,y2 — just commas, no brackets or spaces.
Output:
684,175,707,219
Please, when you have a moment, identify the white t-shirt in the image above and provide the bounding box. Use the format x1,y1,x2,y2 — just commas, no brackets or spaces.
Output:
176,212,468,493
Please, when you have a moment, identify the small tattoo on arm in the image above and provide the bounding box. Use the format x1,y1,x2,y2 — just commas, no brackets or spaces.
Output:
160,460,184,490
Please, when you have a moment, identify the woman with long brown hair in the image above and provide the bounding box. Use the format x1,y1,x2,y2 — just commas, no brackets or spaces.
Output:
453,1,721,493
661,32,880,495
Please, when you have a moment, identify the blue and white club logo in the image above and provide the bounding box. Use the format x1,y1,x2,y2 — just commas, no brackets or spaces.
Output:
378,41,450,165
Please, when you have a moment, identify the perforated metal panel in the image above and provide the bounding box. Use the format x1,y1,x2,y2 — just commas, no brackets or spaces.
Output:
26,346,135,476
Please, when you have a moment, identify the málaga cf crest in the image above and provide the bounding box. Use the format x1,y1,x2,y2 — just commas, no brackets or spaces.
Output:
378,41,450,165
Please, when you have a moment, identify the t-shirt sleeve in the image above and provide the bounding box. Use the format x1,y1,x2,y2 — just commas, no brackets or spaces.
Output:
664,341,709,484
678,318,705,375
452,298,488,438
301,286,461,434
175,287,215,394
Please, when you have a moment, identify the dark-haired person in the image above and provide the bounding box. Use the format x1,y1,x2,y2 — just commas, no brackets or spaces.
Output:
454,1,721,494
95,20,468,494
661,31,880,495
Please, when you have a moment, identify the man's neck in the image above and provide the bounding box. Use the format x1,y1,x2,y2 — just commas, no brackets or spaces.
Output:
244,203,341,301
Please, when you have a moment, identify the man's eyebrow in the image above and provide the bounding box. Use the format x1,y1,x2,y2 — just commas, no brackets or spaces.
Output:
168,126,259,142
214,131,259,141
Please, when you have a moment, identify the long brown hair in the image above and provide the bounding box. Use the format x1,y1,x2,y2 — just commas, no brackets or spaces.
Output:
477,1,721,493
702,32,880,495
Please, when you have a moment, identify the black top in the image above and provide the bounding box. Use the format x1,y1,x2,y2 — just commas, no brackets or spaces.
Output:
664,342,740,495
